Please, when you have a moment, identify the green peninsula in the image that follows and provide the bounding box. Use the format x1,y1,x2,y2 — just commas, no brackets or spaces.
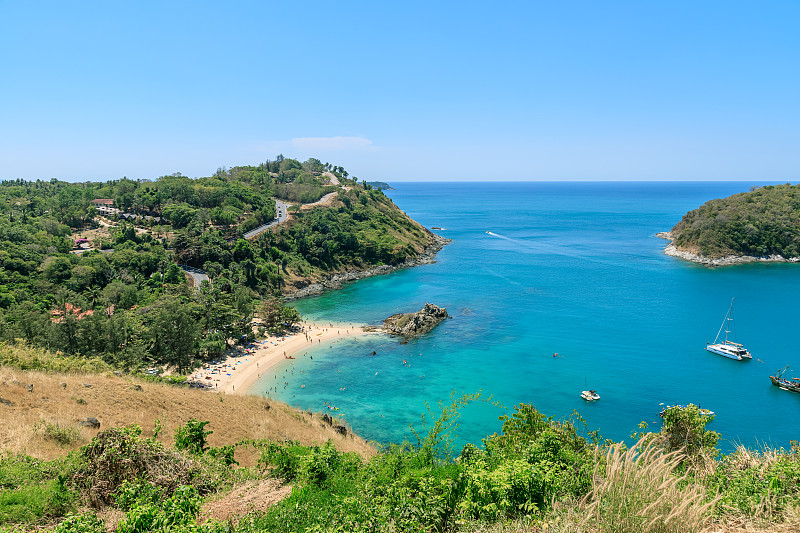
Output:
662,183,800,265
0,157,440,371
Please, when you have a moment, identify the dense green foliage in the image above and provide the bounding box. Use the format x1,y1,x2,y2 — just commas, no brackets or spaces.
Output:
658,404,719,459
710,443,800,518
671,183,800,258
0,157,431,373
174,418,212,455
0,403,799,532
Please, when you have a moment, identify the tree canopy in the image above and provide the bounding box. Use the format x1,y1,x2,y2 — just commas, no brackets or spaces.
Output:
670,183,800,258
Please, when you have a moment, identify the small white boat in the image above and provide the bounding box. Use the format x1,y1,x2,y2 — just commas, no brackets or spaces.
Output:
581,390,600,401
660,404,715,417
707,298,751,361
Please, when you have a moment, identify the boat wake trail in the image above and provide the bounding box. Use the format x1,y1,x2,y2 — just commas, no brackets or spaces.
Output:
485,230,579,258
480,266,524,287
484,230,621,266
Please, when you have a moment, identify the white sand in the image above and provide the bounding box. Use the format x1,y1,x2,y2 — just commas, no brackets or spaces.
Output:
188,322,374,396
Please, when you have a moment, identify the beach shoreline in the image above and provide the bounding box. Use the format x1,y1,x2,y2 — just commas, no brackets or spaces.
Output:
188,322,378,396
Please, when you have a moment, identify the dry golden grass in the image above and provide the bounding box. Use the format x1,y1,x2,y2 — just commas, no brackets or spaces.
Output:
724,444,785,474
464,511,800,533
0,365,376,465
198,479,292,524
581,438,717,533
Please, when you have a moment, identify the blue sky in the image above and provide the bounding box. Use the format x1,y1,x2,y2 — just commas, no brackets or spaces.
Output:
1,1,798,182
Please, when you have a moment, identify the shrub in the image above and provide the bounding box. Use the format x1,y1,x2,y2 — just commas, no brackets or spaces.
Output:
409,391,484,465
258,441,310,482
710,444,800,518
477,404,594,515
114,480,164,511
0,342,110,373
659,405,719,457
0,477,74,526
71,426,201,507
0,454,80,525
460,456,539,519
166,375,188,385
174,418,212,455
207,445,238,467
33,421,81,446
116,485,202,533
54,512,105,533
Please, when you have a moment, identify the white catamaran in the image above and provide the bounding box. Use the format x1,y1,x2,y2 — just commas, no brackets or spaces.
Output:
707,298,752,361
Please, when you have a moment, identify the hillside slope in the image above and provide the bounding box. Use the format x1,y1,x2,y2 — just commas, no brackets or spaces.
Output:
0,363,374,464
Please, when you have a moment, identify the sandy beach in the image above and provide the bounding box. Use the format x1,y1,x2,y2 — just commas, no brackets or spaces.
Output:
188,322,375,396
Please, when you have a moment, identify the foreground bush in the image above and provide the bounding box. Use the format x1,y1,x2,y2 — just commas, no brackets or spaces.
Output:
71,425,204,507
0,403,798,532
709,443,800,519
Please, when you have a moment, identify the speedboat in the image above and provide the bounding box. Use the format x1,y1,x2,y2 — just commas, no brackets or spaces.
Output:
581,390,600,401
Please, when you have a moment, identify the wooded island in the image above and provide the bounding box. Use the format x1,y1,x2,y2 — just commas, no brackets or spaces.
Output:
662,183,800,264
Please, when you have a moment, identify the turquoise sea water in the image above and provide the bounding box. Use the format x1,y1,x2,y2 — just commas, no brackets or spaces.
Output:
254,182,800,452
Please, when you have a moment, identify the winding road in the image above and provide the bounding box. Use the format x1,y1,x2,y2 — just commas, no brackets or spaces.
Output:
242,199,289,240
242,176,346,240
179,265,210,287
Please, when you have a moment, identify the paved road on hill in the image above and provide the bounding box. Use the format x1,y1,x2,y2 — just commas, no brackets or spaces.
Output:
243,199,289,239
323,171,340,186
179,265,209,287
302,191,338,207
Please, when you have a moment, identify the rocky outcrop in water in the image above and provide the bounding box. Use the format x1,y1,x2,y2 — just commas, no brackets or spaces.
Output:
383,303,449,339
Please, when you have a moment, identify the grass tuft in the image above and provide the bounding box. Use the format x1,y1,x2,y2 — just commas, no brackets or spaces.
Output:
582,438,717,533
33,421,81,446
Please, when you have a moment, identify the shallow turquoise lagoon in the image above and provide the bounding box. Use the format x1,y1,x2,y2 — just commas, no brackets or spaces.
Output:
253,182,800,452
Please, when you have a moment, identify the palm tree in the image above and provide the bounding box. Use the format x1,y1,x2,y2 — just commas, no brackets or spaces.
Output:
83,286,102,308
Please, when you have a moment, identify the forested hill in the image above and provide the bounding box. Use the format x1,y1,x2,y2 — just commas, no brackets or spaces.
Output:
668,183,800,259
0,157,437,371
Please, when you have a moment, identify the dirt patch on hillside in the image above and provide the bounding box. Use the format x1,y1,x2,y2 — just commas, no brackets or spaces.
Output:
199,479,292,524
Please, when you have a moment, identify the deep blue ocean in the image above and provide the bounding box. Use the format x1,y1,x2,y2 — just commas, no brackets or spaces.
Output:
254,182,800,453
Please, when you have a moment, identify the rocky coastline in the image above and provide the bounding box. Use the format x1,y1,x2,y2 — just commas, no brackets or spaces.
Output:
656,231,800,266
285,233,451,300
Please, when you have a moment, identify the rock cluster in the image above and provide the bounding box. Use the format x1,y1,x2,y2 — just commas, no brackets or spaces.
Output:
80,417,101,429
383,303,449,339
657,232,800,266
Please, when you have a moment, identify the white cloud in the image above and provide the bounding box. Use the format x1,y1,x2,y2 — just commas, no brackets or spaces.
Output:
291,136,374,151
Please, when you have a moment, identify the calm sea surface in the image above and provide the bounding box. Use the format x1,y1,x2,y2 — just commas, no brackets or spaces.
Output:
254,182,800,452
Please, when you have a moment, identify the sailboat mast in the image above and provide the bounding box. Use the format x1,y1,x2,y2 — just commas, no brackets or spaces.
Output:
725,298,735,344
